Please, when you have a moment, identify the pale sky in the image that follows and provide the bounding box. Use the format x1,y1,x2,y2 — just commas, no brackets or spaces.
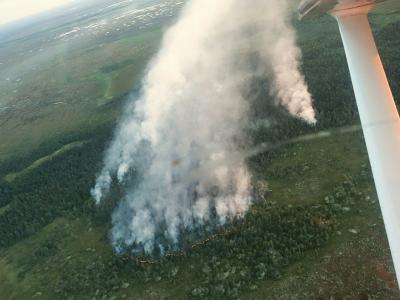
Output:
0,0,73,25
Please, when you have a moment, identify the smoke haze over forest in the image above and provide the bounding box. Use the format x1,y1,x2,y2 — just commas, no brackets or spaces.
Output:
92,0,315,254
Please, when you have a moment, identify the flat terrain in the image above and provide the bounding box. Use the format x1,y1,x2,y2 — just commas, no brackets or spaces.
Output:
0,128,398,299
0,0,183,162
0,1,400,299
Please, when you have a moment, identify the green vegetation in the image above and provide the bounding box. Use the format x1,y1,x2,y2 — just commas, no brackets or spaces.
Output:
1,5,400,300
0,128,398,299
4,140,87,183
0,23,163,164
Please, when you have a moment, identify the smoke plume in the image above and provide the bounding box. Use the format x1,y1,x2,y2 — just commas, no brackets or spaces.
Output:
92,0,315,254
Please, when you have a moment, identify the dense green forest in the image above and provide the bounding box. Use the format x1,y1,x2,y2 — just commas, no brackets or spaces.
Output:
0,14,399,300
1,126,395,299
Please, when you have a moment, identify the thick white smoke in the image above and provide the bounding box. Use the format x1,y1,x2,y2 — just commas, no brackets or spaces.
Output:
92,0,315,254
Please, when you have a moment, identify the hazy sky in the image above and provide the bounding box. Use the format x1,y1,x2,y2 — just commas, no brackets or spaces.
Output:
0,0,73,25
